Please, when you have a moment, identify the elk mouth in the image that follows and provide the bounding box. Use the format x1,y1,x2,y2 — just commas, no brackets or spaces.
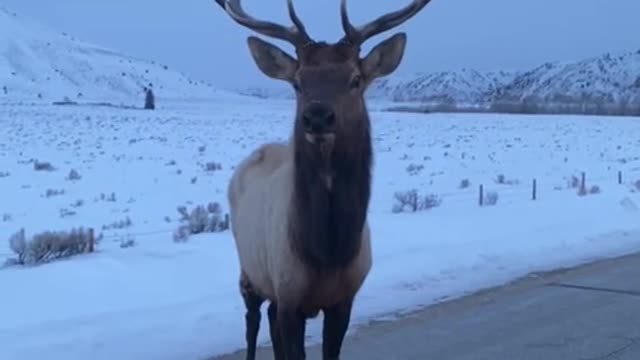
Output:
304,132,336,146
303,131,335,190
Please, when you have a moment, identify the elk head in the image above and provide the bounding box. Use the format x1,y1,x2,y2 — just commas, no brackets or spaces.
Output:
215,0,432,153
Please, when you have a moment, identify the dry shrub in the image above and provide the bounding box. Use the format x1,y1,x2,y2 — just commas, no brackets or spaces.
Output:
6,227,95,266
392,190,442,213
34,160,55,171
483,191,499,206
66,169,82,181
173,202,228,242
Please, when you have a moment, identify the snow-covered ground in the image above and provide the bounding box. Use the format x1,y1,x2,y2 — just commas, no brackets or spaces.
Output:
1,98,640,360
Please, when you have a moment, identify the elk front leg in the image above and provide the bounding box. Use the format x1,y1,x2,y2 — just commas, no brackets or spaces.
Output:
322,298,353,360
277,305,307,359
267,302,285,360
240,274,264,360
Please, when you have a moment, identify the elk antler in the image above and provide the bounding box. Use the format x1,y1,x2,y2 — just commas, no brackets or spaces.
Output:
340,0,433,46
214,0,313,47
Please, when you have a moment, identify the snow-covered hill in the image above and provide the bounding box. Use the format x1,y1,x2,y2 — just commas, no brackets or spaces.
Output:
0,5,239,104
237,69,517,105
241,49,640,109
494,50,640,105
366,69,517,105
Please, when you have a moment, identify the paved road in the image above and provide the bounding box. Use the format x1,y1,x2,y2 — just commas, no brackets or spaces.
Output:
211,252,640,360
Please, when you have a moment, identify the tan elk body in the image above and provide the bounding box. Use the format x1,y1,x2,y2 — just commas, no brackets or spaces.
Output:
214,0,434,359
229,141,373,312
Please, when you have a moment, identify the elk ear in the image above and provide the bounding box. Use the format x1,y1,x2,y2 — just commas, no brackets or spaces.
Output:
247,36,297,81
361,33,407,80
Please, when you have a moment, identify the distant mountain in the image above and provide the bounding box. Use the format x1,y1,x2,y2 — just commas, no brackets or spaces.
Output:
242,49,640,109
366,69,517,105
0,4,241,104
493,50,640,106
237,70,517,105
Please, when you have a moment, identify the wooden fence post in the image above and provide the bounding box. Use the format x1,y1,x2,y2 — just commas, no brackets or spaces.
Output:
532,179,537,201
580,172,586,193
88,228,95,253
224,213,230,230
618,171,622,185
479,184,484,207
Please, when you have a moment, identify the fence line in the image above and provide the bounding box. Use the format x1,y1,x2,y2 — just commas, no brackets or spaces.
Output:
3,169,640,260
1,214,232,262
392,168,640,212
99,228,176,241
444,169,639,207
91,167,637,240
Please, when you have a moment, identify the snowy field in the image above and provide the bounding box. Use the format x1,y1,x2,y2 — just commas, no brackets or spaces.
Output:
1,98,640,360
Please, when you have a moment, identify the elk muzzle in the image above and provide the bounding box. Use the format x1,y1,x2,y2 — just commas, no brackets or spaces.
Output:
302,102,336,144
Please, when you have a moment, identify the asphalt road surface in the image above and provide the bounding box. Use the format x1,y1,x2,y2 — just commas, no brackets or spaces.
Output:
210,251,640,360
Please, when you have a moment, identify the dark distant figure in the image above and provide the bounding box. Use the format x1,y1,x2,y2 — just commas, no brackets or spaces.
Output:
144,87,155,110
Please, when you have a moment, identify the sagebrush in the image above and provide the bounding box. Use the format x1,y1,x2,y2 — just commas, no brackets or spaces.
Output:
66,169,82,181
6,227,96,266
392,190,442,213
483,191,499,206
34,160,55,171
578,184,601,196
173,202,228,242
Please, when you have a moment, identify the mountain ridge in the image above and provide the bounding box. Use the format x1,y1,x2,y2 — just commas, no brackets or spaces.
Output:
0,4,242,104
241,48,640,110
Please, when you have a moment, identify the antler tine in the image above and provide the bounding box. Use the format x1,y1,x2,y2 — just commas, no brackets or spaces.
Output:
287,0,310,42
214,0,313,47
340,0,433,45
340,0,358,44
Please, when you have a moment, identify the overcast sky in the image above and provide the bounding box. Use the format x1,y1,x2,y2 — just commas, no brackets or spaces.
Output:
3,0,639,91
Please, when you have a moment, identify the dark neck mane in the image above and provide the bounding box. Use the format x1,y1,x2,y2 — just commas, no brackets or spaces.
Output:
289,115,373,271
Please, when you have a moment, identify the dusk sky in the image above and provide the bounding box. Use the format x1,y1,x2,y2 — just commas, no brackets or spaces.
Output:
3,0,639,91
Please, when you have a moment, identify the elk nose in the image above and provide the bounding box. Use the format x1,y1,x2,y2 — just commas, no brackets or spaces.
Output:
302,102,335,134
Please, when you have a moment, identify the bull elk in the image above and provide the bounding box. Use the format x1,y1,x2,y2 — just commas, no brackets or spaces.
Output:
215,0,433,358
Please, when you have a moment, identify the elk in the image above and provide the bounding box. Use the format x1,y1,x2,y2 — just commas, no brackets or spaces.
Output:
216,0,433,358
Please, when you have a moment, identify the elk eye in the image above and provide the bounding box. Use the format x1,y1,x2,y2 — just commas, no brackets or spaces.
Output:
350,75,362,89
